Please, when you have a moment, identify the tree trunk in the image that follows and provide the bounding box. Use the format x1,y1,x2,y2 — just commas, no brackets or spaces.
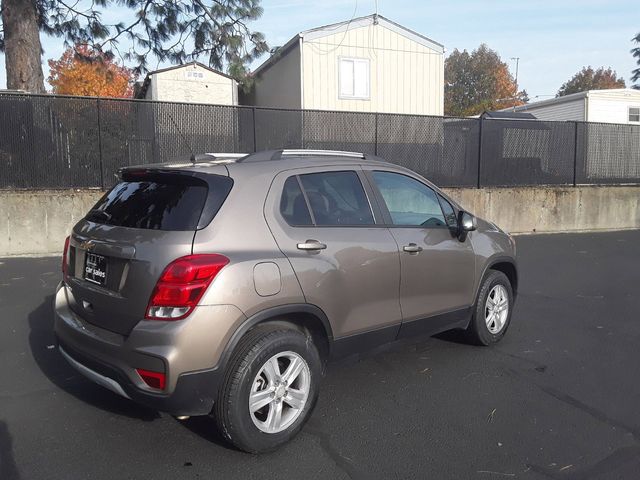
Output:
2,0,45,93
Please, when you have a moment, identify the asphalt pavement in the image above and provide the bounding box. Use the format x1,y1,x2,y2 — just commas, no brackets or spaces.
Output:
1,230,640,479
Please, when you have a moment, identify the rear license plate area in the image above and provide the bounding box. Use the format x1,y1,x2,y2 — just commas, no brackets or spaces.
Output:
84,252,108,286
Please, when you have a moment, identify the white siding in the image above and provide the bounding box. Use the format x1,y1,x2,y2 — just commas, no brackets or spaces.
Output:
150,64,238,105
516,98,585,122
252,43,302,109
301,23,443,115
587,90,640,124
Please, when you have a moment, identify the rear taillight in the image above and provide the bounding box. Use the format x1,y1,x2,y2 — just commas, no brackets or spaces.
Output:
62,236,70,277
136,368,166,390
145,254,229,320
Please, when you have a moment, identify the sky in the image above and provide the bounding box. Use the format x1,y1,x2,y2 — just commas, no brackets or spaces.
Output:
0,0,638,98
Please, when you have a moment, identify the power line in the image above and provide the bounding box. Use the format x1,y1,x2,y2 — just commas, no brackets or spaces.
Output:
306,41,443,56
306,0,359,56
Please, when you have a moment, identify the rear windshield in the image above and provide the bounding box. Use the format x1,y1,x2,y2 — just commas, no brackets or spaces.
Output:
86,174,228,231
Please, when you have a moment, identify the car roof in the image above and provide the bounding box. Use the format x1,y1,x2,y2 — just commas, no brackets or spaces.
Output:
120,149,462,210
123,150,399,176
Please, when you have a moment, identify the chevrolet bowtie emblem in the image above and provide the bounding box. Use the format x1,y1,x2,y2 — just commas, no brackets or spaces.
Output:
80,240,95,251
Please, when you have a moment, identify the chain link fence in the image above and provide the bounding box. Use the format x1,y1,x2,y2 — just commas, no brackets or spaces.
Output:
1,93,640,190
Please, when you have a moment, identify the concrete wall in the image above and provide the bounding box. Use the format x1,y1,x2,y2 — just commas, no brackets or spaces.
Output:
444,185,640,234
0,190,103,256
1,186,639,257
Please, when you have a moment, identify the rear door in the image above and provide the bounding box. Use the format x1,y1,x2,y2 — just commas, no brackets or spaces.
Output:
364,169,476,331
265,166,402,340
66,169,232,336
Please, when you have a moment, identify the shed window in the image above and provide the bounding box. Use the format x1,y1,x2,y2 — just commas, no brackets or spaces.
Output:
339,58,370,99
629,107,640,123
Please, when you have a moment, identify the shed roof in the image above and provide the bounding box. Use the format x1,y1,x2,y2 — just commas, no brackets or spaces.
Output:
252,14,444,78
482,111,538,120
502,88,640,113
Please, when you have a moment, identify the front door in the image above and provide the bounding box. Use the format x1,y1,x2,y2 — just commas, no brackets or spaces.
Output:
365,169,476,333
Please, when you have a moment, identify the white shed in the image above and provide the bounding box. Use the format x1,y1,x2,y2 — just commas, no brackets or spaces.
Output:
505,89,640,124
246,14,445,115
136,62,238,105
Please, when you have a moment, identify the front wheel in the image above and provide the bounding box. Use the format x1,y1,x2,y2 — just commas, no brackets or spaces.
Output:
214,325,321,453
465,270,514,345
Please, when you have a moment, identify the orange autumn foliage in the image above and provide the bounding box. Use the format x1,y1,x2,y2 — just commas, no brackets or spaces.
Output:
48,46,135,98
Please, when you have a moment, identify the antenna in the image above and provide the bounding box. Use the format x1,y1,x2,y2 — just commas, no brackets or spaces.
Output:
166,113,197,164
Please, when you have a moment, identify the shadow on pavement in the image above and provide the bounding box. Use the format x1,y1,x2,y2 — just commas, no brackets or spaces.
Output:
433,329,470,344
0,421,20,480
27,295,160,421
178,416,233,450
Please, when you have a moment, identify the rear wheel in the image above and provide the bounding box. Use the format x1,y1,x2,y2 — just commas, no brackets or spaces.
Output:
465,270,513,345
214,325,321,453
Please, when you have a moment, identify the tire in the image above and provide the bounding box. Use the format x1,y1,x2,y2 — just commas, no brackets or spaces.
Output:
214,324,322,453
465,270,514,346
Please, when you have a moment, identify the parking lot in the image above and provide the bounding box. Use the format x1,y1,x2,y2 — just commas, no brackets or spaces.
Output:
1,230,639,479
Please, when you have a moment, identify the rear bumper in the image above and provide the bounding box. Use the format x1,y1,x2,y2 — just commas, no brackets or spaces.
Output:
56,338,222,416
53,281,245,416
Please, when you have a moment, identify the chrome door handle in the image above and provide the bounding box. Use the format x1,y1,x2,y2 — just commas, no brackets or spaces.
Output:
297,239,327,251
403,243,423,253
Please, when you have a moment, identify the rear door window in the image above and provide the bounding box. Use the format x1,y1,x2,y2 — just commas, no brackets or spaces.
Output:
298,171,375,226
86,174,230,231
280,176,313,226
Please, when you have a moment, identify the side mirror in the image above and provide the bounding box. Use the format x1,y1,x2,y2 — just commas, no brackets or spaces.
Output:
457,211,476,240
460,211,477,232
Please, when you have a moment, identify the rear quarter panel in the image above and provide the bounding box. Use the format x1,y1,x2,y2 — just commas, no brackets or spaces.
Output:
192,166,306,321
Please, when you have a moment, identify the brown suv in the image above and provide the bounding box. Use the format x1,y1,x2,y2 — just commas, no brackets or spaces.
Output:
54,149,517,452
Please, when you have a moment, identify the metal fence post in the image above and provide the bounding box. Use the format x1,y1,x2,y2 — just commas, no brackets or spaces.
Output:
374,112,379,156
301,109,305,149
251,107,257,152
572,122,579,186
96,98,105,190
477,117,483,188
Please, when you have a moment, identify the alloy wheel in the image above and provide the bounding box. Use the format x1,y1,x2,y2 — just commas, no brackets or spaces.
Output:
485,284,509,334
249,351,311,434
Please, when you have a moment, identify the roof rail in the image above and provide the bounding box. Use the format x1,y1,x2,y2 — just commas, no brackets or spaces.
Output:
190,152,248,164
204,152,248,159
279,149,365,159
237,149,378,163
